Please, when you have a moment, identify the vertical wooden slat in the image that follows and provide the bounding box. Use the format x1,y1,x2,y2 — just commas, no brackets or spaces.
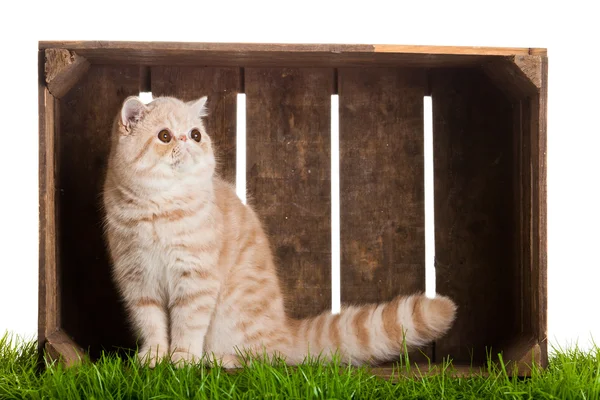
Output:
38,50,59,355
245,68,333,319
431,69,516,363
338,68,428,360
151,67,240,183
511,103,522,334
59,65,140,358
517,99,533,336
531,56,548,366
338,68,426,302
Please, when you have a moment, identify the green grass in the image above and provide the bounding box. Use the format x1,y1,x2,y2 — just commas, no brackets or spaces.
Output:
1,333,599,399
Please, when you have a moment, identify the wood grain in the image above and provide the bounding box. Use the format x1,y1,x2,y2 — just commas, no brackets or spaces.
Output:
40,41,545,56
514,99,533,337
38,49,60,356
58,65,140,358
151,67,240,183
44,329,85,368
431,68,516,363
44,49,90,98
502,335,542,374
245,68,333,319
37,42,510,68
511,55,542,89
482,58,539,101
531,56,549,367
338,68,428,359
373,44,545,56
482,53,546,355
339,68,426,302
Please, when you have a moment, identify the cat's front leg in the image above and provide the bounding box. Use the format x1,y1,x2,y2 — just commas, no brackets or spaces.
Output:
115,263,170,368
169,261,220,367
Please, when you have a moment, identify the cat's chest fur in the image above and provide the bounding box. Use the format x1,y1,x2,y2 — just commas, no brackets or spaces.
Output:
110,183,219,262
139,200,218,249
114,210,220,289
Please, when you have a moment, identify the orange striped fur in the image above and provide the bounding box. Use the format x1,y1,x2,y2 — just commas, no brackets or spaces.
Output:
103,96,457,368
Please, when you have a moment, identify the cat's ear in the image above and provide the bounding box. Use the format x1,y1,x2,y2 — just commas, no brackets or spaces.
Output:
188,96,208,118
120,96,148,132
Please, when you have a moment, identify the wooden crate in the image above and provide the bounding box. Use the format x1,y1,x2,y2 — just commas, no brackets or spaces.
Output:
38,41,547,375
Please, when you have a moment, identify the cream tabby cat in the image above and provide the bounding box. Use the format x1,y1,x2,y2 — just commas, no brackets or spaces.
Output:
102,95,457,368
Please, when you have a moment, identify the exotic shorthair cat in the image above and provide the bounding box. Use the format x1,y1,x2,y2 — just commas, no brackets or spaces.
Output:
102,95,457,368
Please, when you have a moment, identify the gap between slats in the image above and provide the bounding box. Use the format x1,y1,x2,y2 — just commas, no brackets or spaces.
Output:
424,95,436,299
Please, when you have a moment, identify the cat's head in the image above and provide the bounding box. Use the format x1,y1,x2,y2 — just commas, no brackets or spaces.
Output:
110,95,215,182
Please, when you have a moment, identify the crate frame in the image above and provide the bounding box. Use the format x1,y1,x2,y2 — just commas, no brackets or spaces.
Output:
38,41,547,376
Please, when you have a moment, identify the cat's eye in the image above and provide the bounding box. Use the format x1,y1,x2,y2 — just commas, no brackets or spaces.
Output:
190,129,202,143
158,129,171,143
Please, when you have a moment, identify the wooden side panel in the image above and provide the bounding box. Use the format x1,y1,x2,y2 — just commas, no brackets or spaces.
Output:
338,68,426,303
431,69,516,363
59,65,140,358
530,56,549,366
245,68,333,319
516,99,533,337
151,67,240,183
38,47,60,354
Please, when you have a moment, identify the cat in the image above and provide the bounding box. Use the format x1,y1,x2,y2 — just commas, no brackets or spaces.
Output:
102,95,457,368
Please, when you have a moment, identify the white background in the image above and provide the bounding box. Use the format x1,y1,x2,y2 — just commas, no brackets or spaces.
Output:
0,1,598,353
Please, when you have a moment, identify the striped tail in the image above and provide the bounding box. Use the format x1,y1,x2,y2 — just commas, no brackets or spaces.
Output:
288,293,457,365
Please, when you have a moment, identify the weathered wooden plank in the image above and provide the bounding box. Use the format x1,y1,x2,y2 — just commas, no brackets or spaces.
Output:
245,68,333,319
431,68,516,363
372,44,544,56
40,41,545,56
513,100,532,337
58,65,140,358
151,67,240,183
37,42,516,68
504,58,548,369
44,49,90,98
338,68,426,302
530,56,549,367
38,49,60,355
44,329,86,368
338,68,428,360
521,100,534,338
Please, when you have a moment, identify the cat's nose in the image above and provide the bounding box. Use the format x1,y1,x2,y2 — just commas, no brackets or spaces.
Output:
178,135,187,142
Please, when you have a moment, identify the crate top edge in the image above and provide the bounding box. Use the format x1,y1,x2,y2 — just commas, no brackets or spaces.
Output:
39,40,547,57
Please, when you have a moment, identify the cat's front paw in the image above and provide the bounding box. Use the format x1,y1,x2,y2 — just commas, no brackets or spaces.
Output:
220,354,243,369
171,349,203,368
138,345,169,368
207,354,242,369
